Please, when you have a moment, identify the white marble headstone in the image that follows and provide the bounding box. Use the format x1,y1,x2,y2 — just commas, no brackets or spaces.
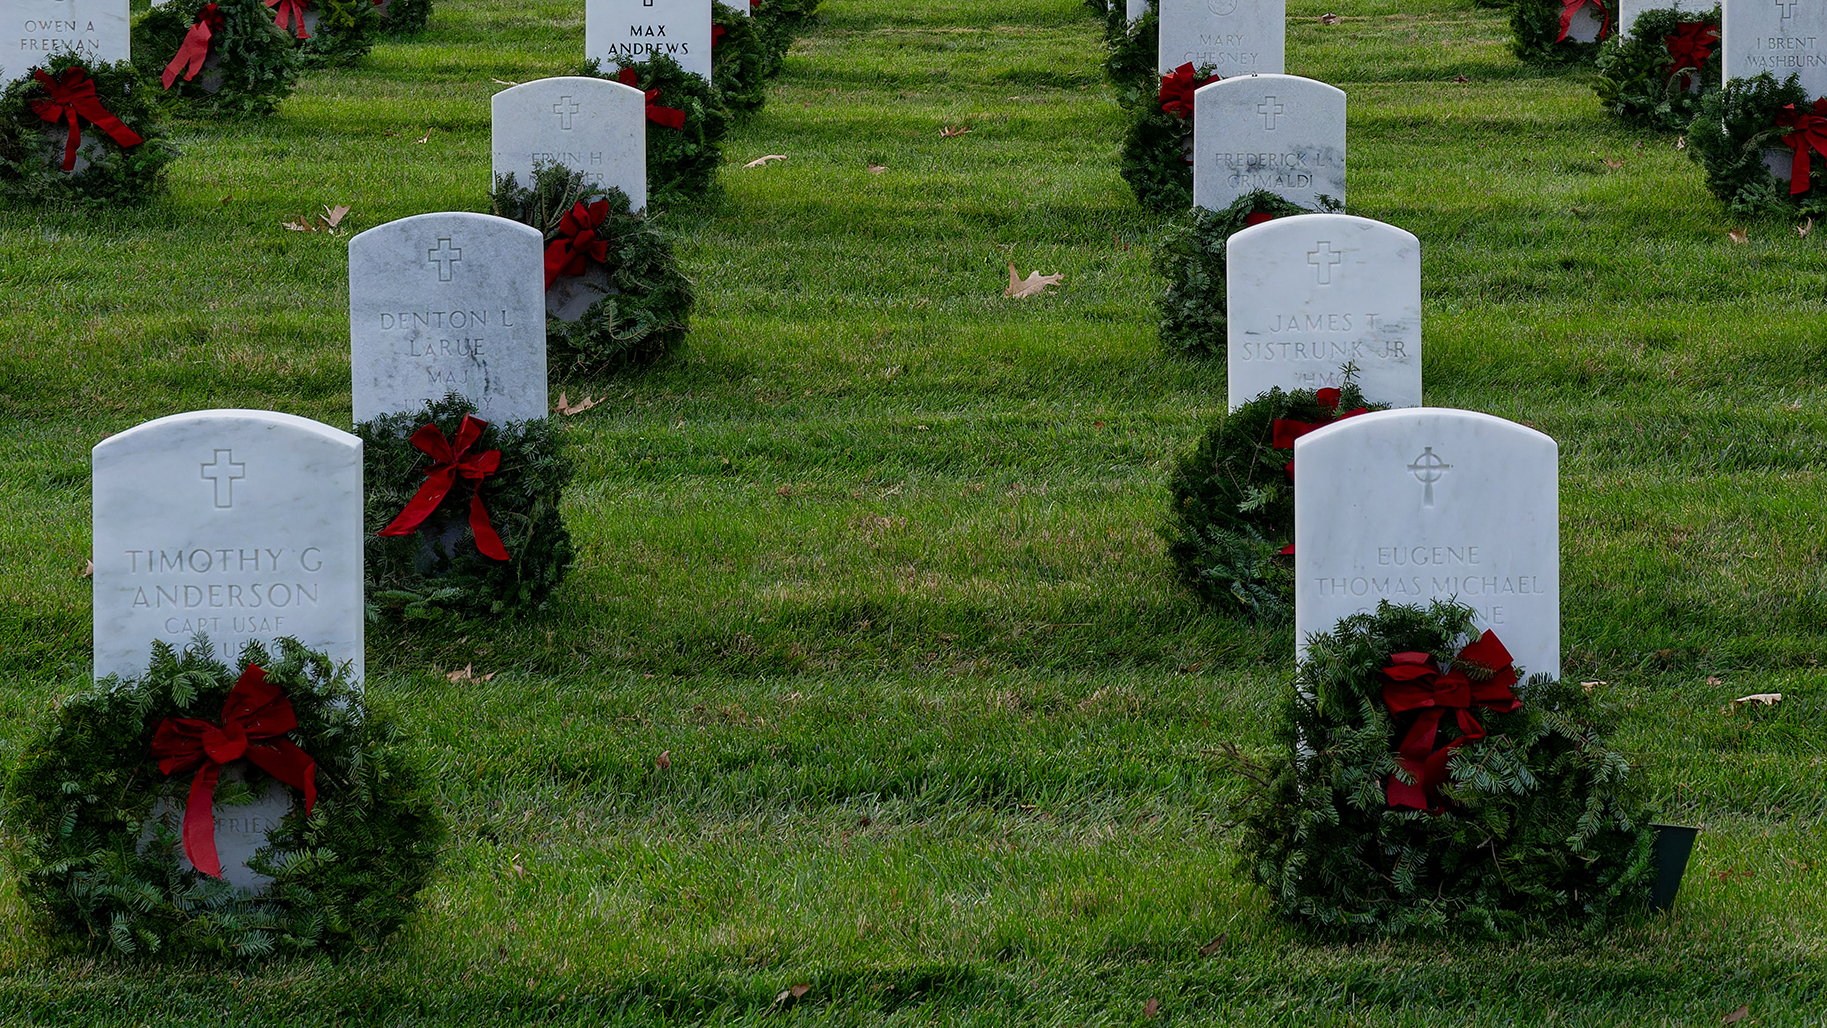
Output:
1156,0,1285,76
92,410,365,683
725,0,749,14
1128,0,1150,23
1294,409,1560,681
1616,0,1710,38
587,0,712,79
492,76,647,214
348,212,547,425
0,0,130,85
1725,0,1827,98
1226,214,1420,409
141,765,296,892
1193,74,1345,212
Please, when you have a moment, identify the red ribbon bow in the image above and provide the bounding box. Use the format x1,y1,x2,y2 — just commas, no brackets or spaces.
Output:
149,665,317,880
1380,631,1522,811
1556,0,1610,43
713,23,727,46
163,3,225,90
29,67,144,172
1778,100,1827,196
614,68,687,129
1663,21,1717,85
378,415,509,560
544,199,611,290
266,0,311,39
1244,211,1276,227
1272,387,1370,478
1158,62,1220,119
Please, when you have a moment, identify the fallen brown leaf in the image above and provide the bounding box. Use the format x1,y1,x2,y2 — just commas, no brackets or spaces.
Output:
940,124,971,137
1722,1005,1749,1025
219,195,231,205
772,983,811,1006
1580,680,1608,692
866,163,886,174
1143,998,1160,1019
1197,933,1227,957
1453,73,1469,83
743,153,787,168
447,664,473,683
490,77,520,86
1319,12,1341,24
81,559,93,578
1728,228,1748,244
656,750,672,770
416,127,433,144
321,204,351,229
282,215,316,232
1732,693,1783,709
1706,675,1723,686
1004,263,1064,298
553,392,601,415
1799,216,1814,238
1604,158,1624,169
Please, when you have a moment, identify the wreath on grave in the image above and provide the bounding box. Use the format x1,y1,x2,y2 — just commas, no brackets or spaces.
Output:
1687,71,1827,215
1164,382,1386,622
1,637,444,959
580,53,731,208
279,0,381,69
1227,600,1656,937
0,56,179,205
752,0,822,76
1511,0,1613,66
491,165,695,376
1103,5,1158,96
376,0,433,36
360,394,574,620
1154,190,1327,357
713,1,768,115
1593,6,1720,130
1121,61,1218,213
131,0,301,118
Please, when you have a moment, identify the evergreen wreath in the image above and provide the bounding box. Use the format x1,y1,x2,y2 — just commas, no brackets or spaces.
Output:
580,53,731,208
285,0,380,69
491,165,695,376
1103,4,1158,96
1592,6,1720,131
1511,0,1613,66
360,394,574,620
1687,72,1827,215
131,0,301,118
712,1,768,116
2,636,444,959
376,0,433,35
0,55,178,205
1154,190,1327,357
1227,600,1656,937
752,0,823,77
1163,381,1386,622
1121,60,1216,213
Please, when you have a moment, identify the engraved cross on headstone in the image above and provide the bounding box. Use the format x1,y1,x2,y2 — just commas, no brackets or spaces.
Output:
1306,241,1343,285
200,449,245,508
428,237,462,281
553,95,580,130
1258,96,1284,130
1776,0,1799,19
1407,447,1451,508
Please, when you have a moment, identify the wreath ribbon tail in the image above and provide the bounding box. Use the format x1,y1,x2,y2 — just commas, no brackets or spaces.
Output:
469,489,509,561
244,740,318,812
182,763,225,879
163,21,214,90
378,467,458,536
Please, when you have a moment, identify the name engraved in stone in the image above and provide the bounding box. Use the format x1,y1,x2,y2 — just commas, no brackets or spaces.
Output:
1235,335,1409,363
614,23,689,56
214,814,284,835
121,546,324,622
529,150,606,167
17,24,102,53
1745,35,1824,70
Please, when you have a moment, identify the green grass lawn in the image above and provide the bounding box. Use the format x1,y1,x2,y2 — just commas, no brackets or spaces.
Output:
2,0,1825,1023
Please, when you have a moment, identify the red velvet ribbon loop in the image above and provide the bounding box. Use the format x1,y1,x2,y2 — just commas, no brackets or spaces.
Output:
1158,62,1220,119
163,3,225,90
1379,631,1522,811
615,68,687,129
378,415,509,560
149,665,317,880
266,0,311,39
543,199,611,290
713,23,727,46
29,67,144,172
1272,389,1369,481
1663,21,1717,76
1778,100,1827,196
1556,0,1610,43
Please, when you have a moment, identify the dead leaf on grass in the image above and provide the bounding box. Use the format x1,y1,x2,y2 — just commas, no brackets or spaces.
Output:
1732,693,1783,709
1004,263,1063,298
940,124,971,137
743,154,787,168
1604,158,1624,169
1706,675,1724,686
81,559,93,579
1722,1005,1749,1025
490,77,520,86
553,392,601,415
1728,228,1748,244
1197,933,1227,957
772,983,811,1007
1453,73,1469,83
656,750,672,770
446,664,495,684
1319,12,1341,24
416,127,434,144
1143,998,1160,1019
866,163,886,174
322,204,351,229
1580,680,1608,692
1799,217,1814,238
282,215,316,232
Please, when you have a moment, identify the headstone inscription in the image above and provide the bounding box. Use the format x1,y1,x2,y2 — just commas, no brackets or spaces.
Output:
0,0,131,84
92,410,366,683
1192,74,1345,212
1226,214,1420,409
141,765,296,891
1724,0,1827,99
492,77,648,214
1293,409,1560,681
586,0,712,79
1616,0,1709,38
348,212,548,424
1156,0,1285,76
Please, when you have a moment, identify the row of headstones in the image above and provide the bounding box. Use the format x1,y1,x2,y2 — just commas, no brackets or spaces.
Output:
2,0,753,84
